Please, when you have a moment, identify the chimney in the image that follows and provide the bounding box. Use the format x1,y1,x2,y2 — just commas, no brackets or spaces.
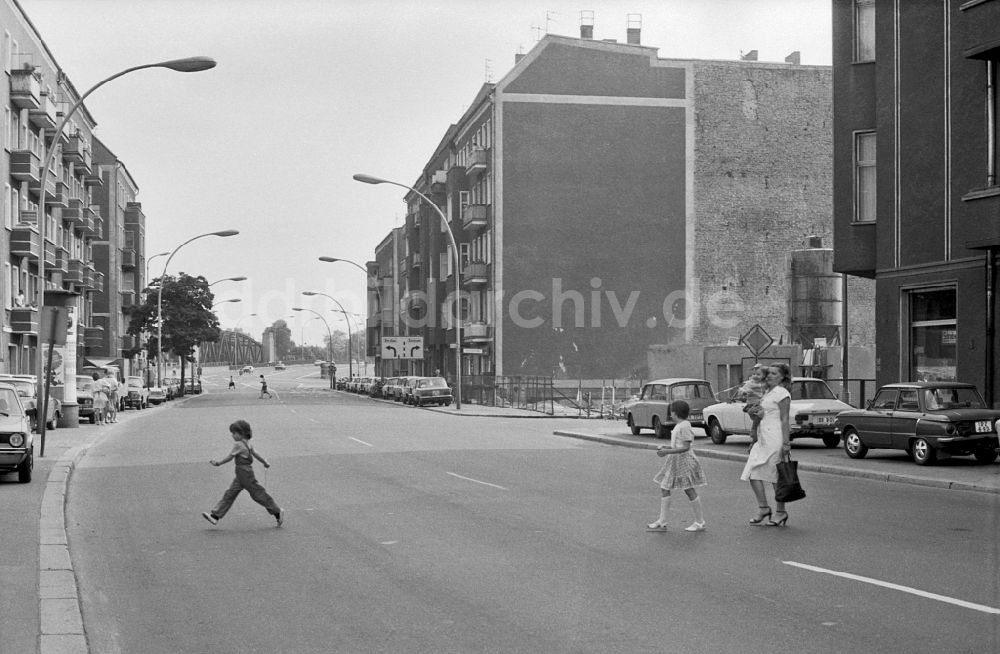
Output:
580,10,594,40
785,51,801,65
741,50,758,61
626,13,641,45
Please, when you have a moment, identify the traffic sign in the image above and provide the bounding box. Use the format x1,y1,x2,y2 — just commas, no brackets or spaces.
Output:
739,324,774,358
381,336,423,359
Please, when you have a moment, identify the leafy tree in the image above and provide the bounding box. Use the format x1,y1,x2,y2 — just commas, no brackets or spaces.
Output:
126,273,222,389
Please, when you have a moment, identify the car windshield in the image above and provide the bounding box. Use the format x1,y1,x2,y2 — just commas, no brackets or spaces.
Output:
77,378,94,392
791,380,837,401
7,380,35,398
0,387,23,416
127,378,142,388
923,387,986,410
420,377,448,388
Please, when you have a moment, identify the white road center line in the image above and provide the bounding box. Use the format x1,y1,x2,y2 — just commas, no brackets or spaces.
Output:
446,472,508,490
348,437,374,447
784,561,1000,615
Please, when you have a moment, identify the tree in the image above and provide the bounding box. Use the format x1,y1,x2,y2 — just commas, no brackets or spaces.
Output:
126,273,222,389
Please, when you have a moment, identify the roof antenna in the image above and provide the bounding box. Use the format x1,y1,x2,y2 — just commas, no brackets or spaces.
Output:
546,10,558,34
484,58,493,83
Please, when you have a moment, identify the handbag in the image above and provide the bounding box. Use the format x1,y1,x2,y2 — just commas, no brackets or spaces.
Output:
775,454,806,502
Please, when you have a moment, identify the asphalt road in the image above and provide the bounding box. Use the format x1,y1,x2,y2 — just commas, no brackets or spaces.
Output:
60,367,999,653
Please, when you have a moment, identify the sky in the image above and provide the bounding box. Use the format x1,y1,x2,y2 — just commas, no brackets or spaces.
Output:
19,0,832,348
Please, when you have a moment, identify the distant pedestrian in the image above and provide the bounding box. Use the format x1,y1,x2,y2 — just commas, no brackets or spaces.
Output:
202,419,283,527
228,376,236,390
102,370,119,423
259,375,271,399
91,372,107,425
647,400,707,532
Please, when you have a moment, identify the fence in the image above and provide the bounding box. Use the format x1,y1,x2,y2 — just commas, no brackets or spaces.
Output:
458,376,646,417
823,378,877,408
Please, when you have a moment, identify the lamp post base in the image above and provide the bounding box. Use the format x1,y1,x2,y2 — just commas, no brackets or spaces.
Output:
58,403,81,428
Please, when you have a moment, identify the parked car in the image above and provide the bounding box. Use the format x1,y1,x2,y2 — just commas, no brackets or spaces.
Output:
148,385,168,405
123,376,149,410
410,376,453,407
624,378,715,438
835,382,1000,466
703,377,854,448
401,376,425,405
186,378,203,395
76,375,97,424
164,378,181,400
274,361,286,371
368,378,385,398
0,381,34,482
382,377,401,400
0,376,60,431
240,365,254,375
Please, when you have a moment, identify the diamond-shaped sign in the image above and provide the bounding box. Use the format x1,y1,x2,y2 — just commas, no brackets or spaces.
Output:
739,324,774,358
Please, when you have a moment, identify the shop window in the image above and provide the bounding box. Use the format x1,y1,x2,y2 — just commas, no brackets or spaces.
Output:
908,288,956,382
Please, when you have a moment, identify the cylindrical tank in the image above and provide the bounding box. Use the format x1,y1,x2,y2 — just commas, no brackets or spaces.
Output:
786,244,842,346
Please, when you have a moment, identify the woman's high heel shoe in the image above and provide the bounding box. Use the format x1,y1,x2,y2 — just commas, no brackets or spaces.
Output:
769,511,789,527
749,507,772,525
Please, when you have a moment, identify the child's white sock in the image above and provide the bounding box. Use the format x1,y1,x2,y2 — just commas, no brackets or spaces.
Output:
658,495,672,523
689,496,705,525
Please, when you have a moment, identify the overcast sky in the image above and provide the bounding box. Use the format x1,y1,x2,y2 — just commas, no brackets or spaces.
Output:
20,0,831,347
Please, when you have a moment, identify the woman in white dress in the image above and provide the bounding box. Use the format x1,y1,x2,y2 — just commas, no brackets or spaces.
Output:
740,363,792,526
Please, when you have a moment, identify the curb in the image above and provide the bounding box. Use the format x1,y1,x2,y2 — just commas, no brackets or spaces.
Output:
552,430,1000,495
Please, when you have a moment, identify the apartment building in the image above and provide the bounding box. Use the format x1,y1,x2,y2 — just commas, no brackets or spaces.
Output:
833,0,1000,404
373,22,872,384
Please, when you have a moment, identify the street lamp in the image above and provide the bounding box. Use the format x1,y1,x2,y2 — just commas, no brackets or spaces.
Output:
353,173,463,409
208,276,247,287
318,256,385,376
302,291,354,379
145,252,171,292
211,298,242,308
157,230,239,387
292,307,334,389
35,56,217,455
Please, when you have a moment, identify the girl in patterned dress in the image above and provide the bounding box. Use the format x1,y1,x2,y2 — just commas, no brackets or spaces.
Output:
648,400,708,532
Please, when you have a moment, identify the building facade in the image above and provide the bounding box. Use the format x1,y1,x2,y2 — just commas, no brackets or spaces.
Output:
371,24,874,386
833,0,1000,405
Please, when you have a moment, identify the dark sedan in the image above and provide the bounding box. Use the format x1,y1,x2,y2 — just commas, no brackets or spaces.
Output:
834,382,1000,465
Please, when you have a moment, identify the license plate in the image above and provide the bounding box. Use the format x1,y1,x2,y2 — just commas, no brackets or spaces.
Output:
976,420,993,433
690,413,702,422
814,415,835,425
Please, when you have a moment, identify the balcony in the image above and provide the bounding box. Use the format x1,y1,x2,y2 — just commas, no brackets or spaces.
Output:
121,290,136,309
28,92,58,130
10,224,41,259
43,239,56,268
9,69,41,110
94,271,105,293
28,172,57,203
88,206,104,238
84,168,103,188
465,148,489,176
50,180,69,208
121,248,137,270
53,246,69,274
83,263,97,289
19,208,38,225
65,258,85,284
10,307,39,334
462,203,488,230
462,261,488,287
10,149,41,183
463,321,492,342
45,120,70,147
84,326,104,348
63,134,90,170
63,199,86,227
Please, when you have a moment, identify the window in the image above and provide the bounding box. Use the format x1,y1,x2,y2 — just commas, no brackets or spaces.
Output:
870,389,897,411
460,243,470,268
897,390,919,411
855,131,876,222
855,0,875,62
909,288,956,382
3,183,9,230
989,61,999,187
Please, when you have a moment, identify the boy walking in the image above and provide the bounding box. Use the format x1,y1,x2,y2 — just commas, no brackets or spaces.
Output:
259,375,271,399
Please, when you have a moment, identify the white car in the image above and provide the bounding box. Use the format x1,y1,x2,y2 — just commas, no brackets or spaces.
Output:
702,377,853,448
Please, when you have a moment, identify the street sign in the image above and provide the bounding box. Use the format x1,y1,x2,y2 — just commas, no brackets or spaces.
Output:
381,336,424,359
739,324,774,358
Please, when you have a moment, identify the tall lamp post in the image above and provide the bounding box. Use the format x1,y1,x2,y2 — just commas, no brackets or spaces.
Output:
353,173,462,409
157,230,239,386
208,276,247,287
292,307,334,389
301,291,355,379
318,256,384,376
145,252,171,293
35,56,216,455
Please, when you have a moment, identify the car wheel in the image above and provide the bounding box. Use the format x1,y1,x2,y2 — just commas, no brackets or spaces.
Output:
911,438,937,465
843,428,868,458
653,417,668,439
706,419,727,445
18,451,32,483
416,399,423,407
627,413,641,436
47,416,57,430
973,448,998,464
822,434,840,448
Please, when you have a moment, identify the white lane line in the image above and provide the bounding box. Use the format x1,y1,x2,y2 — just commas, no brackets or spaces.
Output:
446,472,508,491
348,437,374,447
784,561,1000,615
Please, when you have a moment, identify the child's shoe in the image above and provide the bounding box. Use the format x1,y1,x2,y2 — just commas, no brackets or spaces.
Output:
646,520,668,530
201,512,218,525
684,521,707,532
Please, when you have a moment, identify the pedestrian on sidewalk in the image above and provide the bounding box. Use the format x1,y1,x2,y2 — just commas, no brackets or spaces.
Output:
102,370,119,423
91,372,108,425
647,400,707,532
259,375,271,399
740,363,793,527
202,419,283,527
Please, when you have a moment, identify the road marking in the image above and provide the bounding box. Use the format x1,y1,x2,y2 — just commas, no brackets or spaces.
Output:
348,437,373,447
446,472,508,490
784,561,1000,615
